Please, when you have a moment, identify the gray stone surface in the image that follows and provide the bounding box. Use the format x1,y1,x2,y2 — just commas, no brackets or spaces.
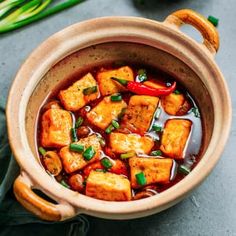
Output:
0,0,235,235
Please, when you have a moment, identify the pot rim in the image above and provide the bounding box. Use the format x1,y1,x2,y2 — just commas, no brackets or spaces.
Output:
6,16,232,219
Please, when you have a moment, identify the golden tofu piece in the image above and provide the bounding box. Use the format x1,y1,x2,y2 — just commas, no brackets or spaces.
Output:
161,93,185,115
86,171,131,201
160,119,192,159
41,108,72,148
97,66,134,96
121,95,159,134
129,157,174,188
59,135,101,173
59,73,99,111
109,133,154,154
86,96,127,130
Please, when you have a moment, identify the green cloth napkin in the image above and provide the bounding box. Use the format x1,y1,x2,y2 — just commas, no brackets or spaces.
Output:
0,98,89,236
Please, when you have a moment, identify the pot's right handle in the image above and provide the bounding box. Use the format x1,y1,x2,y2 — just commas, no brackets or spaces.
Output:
14,172,76,221
164,9,219,54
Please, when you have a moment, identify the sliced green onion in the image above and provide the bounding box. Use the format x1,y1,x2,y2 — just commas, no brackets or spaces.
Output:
178,164,191,175
101,157,113,169
173,90,181,95
75,116,83,128
120,151,136,159
83,146,96,161
60,180,70,189
111,120,120,129
105,124,115,134
83,86,97,95
118,108,126,119
152,124,162,132
95,169,106,173
70,143,84,153
98,137,106,147
71,128,78,142
111,93,122,101
208,15,219,27
191,107,200,118
136,69,148,82
150,150,162,156
155,108,161,119
135,172,147,186
38,146,46,156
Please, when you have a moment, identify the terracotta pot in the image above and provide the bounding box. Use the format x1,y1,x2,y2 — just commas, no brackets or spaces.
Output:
6,9,231,221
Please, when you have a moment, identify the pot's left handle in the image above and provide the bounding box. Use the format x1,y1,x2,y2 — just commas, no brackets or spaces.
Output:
13,172,76,221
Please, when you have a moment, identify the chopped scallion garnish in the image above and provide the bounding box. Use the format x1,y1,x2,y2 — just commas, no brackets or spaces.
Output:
83,86,98,95
135,172,147,186
75,116,84,128
83,146,96,161
71,128,78,142
105,124,115,134
136,69,148,82
101,157,113,169
38,146,46,156
111,93,122,101
155,108,161,119
120,151,136,159
69,143,84,153
178,164,191,175
152,124,162,132
191,107,200,118
60,180,70,189
173,90,181,95
111,120,120,129
150,150,162,156
208,15,219,27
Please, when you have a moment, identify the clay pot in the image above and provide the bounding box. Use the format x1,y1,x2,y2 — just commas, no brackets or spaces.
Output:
6,9,231,221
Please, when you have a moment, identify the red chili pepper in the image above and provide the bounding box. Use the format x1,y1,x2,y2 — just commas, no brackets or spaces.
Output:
111,77,176,96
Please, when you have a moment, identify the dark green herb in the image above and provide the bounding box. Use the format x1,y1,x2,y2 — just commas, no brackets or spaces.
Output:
208,15,219,27
111,93,122,101
152,124,162,132
101,157,113,169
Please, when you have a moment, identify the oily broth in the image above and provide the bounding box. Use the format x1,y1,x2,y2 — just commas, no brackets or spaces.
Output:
37,64,203,198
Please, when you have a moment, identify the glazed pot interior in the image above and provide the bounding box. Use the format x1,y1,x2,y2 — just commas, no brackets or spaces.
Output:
26,42,213,166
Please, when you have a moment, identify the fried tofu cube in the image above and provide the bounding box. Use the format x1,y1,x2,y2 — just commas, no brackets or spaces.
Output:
41,108,72,148
129,157,174,188
109,133,154,154
160,119,192,159
59,73,99,111
86,96,127,130
86,171,131,201
59,135,101,173
161,93,185,115
121,95,159,134
97,66,134,96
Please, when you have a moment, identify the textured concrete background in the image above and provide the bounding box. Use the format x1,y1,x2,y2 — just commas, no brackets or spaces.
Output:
0,0,236,235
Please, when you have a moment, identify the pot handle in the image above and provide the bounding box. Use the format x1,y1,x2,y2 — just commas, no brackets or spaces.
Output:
164,9,219,54
13,172,76,221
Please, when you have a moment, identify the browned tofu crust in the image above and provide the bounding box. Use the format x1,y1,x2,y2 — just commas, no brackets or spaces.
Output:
59,135,101,173
97,66,134,96
160,119,192,159
41,108,72,148
121,95,159,134
109,132,154,154
59,73,99,111
86,96,127,130
86,171,131,201
129,157,174,188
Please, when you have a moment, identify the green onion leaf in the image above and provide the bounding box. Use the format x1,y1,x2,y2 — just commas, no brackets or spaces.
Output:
75,116,84,128
136,69,148,82
38,146,46,156
150,150,162,156
178,164,191,175
135,172,147,186
208,15,219,27
71,128,78,142
0,0,25,18
83,86,97,95
155,108,161,119
95,169,106,173
191,107,200,118
105,124,115,134
111,93,122,101
83,146,96,161
152,124,162,132
111,119,120,129
98,137,106,147
70,143,84,153
60,180,70,189
101,157,113,169
173,90,181,95
120,151,136,159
